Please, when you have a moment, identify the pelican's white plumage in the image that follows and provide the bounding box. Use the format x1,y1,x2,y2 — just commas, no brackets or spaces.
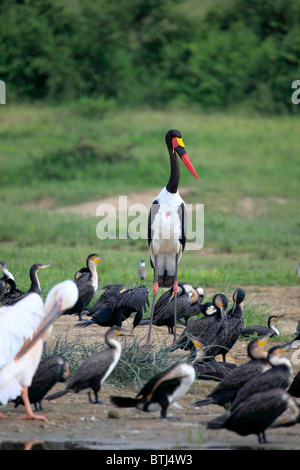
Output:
0,279,78,419
0,294,44,371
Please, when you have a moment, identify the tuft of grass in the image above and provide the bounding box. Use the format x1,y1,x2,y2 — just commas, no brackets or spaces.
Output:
43,331,186,388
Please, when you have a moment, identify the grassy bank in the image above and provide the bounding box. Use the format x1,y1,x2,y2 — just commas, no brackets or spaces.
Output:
0,103,299,293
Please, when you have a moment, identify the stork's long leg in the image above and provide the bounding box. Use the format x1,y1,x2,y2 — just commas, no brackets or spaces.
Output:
173,253,179,343
146,255,158,344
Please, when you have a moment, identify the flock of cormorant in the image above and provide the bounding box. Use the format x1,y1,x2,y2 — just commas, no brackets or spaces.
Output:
0,255,299,444
1,129,300,446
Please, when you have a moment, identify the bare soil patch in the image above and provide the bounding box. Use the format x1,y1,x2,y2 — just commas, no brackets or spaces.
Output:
1,285,300,450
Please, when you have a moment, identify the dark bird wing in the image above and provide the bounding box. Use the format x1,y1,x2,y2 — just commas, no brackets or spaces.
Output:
178,202,187,252
68,349,115,388
14,355,67,407
111,286,149,313
89,284,124,314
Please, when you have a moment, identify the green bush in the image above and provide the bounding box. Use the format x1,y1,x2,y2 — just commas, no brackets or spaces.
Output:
0,0,300,112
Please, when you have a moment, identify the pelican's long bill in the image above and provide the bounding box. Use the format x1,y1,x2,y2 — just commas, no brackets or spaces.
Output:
172,136,199,180
14,299,63,361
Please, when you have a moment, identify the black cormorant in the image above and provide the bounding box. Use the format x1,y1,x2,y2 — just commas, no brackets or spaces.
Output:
1,263,50,306
195,333,272,409
191,338,237,382
222,288,245,361
13,355,69,411
197,293,229,361
179,286,205,326
147,129,199,344
207,388,294,444
139,283,194,335
0,261,14,282
76,285,149,331
63,253,101,320
110,361,195,420
46,327,128,405
168,302,217,352
231,342,294,408
85,284,124,316
240,314,284,338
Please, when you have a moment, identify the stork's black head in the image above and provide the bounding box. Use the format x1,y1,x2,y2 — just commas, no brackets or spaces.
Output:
165,129,199,180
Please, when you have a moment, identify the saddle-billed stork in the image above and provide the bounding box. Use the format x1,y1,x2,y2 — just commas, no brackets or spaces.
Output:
147,129,199,344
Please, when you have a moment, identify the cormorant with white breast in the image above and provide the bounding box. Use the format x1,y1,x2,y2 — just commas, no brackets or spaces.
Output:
195,333,272,409
0,261,15,302
76,285,149,332
147,129,199,344
0,261,14,282
241,314,284,338
63,253,101,320
46,327,128,405
110,361,195,420
1,263,50,306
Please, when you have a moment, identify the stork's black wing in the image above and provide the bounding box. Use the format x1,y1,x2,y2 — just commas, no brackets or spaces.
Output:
178,202,187,252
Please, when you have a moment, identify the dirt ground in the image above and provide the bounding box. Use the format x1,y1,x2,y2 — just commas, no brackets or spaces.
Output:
1,285,300,451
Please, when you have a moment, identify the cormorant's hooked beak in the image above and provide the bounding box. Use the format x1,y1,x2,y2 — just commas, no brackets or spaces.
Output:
172,137,199,180
274,314,284,322
40,264,51,270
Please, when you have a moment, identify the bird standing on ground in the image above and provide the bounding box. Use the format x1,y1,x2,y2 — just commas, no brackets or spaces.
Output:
198,293,229,361
147,129,199,344
63,253,101,320
222,288,245,362
46,327,128,405
13,355,69,411
207,388,294,444
1,263,50,306
110,361,195,420
138,260,147,280
0,280,78,420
